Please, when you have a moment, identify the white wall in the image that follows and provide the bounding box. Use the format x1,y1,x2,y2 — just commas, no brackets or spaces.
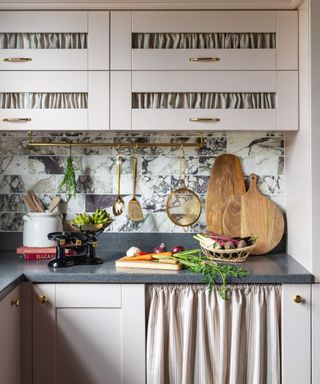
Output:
286,0,313,274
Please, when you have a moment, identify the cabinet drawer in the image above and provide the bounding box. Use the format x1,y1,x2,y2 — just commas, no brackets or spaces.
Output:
111,11,297,70
56,284,122,308
111,70,298,131
0,71,109,131
0,11,109,70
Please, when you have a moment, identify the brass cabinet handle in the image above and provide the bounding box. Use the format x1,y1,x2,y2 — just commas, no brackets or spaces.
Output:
189,117,220,122
38,295,48,304
0,57,32,63
189,57,220,62
294,295,303,304
1,118,32,123
11,299,20,307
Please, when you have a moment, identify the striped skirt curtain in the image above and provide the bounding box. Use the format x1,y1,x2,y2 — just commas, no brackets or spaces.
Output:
146,284,281,384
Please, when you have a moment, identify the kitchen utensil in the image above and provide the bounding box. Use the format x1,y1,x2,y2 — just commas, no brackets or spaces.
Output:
112,154,125,216
115,257,183,271
27,190,44,212
128,153,143,222
47,196,61,212
23,194,38,212
223,174,284,255
206,154,246,233
23,212,63,247
166,146,202,227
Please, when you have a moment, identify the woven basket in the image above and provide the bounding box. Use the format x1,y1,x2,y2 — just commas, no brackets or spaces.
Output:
200,242,256,263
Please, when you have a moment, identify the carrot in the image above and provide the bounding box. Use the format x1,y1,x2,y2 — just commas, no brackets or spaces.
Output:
123,254,154,261
123,251,172,262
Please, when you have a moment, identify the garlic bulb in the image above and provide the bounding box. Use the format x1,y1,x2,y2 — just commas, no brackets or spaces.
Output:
126,246,141,257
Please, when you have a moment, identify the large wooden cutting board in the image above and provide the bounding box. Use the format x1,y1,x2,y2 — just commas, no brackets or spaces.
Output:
206,154,246,233
223,174,285,255
115,257,183,271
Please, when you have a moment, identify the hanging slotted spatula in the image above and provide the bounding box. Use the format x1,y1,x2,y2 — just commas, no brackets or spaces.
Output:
128,154,143,222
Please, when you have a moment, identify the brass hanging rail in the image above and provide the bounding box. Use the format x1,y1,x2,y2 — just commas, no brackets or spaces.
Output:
27,131,205,149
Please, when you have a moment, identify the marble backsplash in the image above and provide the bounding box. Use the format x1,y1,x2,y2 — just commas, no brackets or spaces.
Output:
0,131,285,232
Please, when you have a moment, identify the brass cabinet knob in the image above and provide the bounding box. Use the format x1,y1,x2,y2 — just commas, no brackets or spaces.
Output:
294,295,303,303
38,295,48,304
11,299,20,307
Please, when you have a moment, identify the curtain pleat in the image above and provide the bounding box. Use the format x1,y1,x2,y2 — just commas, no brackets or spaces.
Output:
0,93,88,109
146,284,281,384
132,92,276,109
0,33,87,49
133,33,276,49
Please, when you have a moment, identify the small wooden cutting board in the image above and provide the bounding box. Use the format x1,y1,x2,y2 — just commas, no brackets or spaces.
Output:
115,257,183,271
223,174,285,255
206,154,246,233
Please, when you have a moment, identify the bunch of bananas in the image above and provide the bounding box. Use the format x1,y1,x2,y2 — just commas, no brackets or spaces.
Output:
72,209,112,225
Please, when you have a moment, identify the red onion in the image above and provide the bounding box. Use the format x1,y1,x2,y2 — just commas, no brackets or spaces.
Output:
153,243,167,254
170,245,185,254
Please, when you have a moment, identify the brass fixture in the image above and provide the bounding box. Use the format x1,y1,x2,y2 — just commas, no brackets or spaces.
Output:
11,299,20,307
189,117,220,123
27,131,205,150
0,57,32,62
294,295,303,304
2,118,32,123
189,57,220,62
38,295,47,304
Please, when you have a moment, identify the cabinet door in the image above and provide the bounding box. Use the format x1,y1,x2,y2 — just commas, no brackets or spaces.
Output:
111,70,298,131
111,11,297,70
0,285,21,384
282,284,311,384
33,284,145,384
0,11,109,70
0,71,109,131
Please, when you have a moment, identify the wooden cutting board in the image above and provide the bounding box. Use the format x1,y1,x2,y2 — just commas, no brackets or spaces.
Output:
223,174,285,255
115,257,183,271
206,154,246,233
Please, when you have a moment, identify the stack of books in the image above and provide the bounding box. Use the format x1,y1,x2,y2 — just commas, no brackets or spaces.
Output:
16,246,75,261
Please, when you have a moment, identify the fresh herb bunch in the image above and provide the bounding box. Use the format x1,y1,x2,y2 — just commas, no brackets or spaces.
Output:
154,249,249,300
59,156,77,198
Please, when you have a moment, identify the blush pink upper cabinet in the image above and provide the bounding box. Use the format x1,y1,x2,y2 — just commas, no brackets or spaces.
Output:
0,11,109,70
111,10,298,71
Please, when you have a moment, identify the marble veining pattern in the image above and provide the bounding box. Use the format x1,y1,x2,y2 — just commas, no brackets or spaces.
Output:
0,131,285,232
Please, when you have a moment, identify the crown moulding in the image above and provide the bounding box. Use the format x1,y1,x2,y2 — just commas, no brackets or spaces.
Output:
0,0,304,10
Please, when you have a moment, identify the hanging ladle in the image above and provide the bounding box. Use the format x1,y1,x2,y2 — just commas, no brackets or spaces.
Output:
112,152,125,216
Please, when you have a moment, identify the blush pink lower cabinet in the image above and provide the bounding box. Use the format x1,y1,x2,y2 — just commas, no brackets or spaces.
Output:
0,285,22,384
282,284,312,384
32,284,145,384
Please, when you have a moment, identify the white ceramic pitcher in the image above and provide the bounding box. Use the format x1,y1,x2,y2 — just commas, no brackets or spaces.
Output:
23,212,63,247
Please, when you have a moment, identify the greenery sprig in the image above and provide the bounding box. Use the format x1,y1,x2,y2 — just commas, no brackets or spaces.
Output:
154,249,249,300
59,155,77,198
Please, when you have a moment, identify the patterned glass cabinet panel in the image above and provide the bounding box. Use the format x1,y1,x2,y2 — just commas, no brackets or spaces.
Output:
111,11,298,70
110,70,298,131
0,11,109,70
0,71,109,131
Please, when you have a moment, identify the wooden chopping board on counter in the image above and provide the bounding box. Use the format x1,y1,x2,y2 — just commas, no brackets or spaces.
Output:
115,257,183,271
206,154,246,234
223,173,285,255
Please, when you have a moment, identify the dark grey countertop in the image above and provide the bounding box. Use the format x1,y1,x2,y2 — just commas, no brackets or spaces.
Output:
0,250,314,300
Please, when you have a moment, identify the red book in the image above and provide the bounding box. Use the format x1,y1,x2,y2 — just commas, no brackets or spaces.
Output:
16,246,75,261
